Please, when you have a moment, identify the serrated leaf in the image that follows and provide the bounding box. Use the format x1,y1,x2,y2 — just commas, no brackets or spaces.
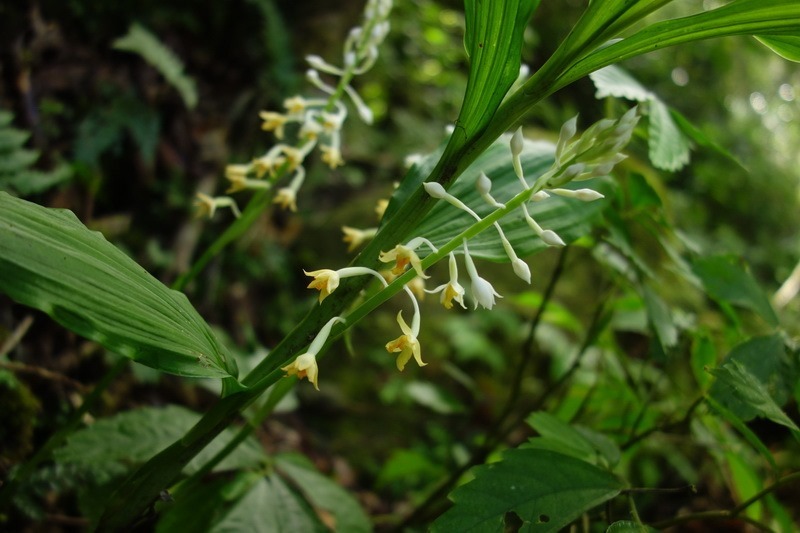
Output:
403,138,611,261
692,255,779,326
459,0,539,138
53,405,266,485
431,449,623,532
275,453,372,533
0,192,237,379
648,99,691,171
590,65,690,171
113,23,198,108
756,35,800,62
590,65,652,102
711,360,800,437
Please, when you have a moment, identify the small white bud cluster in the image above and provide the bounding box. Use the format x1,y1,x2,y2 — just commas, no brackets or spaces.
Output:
544,106,639,188
415,109,639,308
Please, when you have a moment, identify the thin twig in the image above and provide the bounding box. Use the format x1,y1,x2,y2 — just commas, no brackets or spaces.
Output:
621,395,704,451
0,360,88,392
0,314,34,357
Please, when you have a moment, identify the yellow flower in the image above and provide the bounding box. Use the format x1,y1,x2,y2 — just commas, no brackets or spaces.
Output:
194,193,241,219
304,269,340,303
225,164,250,181
226,175,248,193
283,95,307,115
281,352,319,390
281,316,346,391
252,154,283,178
379,244,428,278
320,145,344,169
385,311,426,371
194,192,217,219
426,253,467,309
341,226,377,252
274,187,298,212
259,111,288,139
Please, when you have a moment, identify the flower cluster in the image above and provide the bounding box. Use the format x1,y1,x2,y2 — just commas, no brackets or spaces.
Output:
195,0,393,218
287,110,638,390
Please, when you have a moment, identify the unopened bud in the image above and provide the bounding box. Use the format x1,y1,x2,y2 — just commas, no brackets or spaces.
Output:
512,258,531,284
423,182,447,199
476,172,492,195
541,229,565,247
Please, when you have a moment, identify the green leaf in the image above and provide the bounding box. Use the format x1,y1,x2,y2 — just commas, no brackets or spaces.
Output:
756,35,800,62
710,360,800,437
710,335,798,416
641,285,678,353
53,405,266,486
275,453,372,533
113,23,198,108
458,0,539,138
219,476,326,532
648,99,691,172
561,1,800,92
156,472,262,533
405,138,611,261
5,165,73,196
706,396,778,470
525,412,620,468
0,193,237,379
606,521,657,533
692,255,779,326
431,449,624,532
589,65,691,171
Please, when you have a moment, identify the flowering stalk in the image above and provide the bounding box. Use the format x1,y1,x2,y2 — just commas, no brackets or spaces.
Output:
175,0,393,291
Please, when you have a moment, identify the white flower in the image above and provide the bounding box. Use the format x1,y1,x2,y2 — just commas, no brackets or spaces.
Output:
462,238,502,310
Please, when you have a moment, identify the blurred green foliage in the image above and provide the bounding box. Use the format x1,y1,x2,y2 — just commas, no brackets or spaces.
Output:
0,0,799,530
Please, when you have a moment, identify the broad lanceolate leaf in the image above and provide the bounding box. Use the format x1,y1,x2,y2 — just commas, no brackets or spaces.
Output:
0,193,237,379
692,255,779,326
431,449,624,532
561,0,800,92
756,35,800,62
458,0,539,138
407,138,611,261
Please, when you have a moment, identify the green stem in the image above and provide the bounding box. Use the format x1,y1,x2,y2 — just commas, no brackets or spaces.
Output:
173,189,272,291
173,376,296,497
0,357,127,512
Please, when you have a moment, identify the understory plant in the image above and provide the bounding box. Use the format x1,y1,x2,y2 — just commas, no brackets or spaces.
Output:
1,0,800,531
